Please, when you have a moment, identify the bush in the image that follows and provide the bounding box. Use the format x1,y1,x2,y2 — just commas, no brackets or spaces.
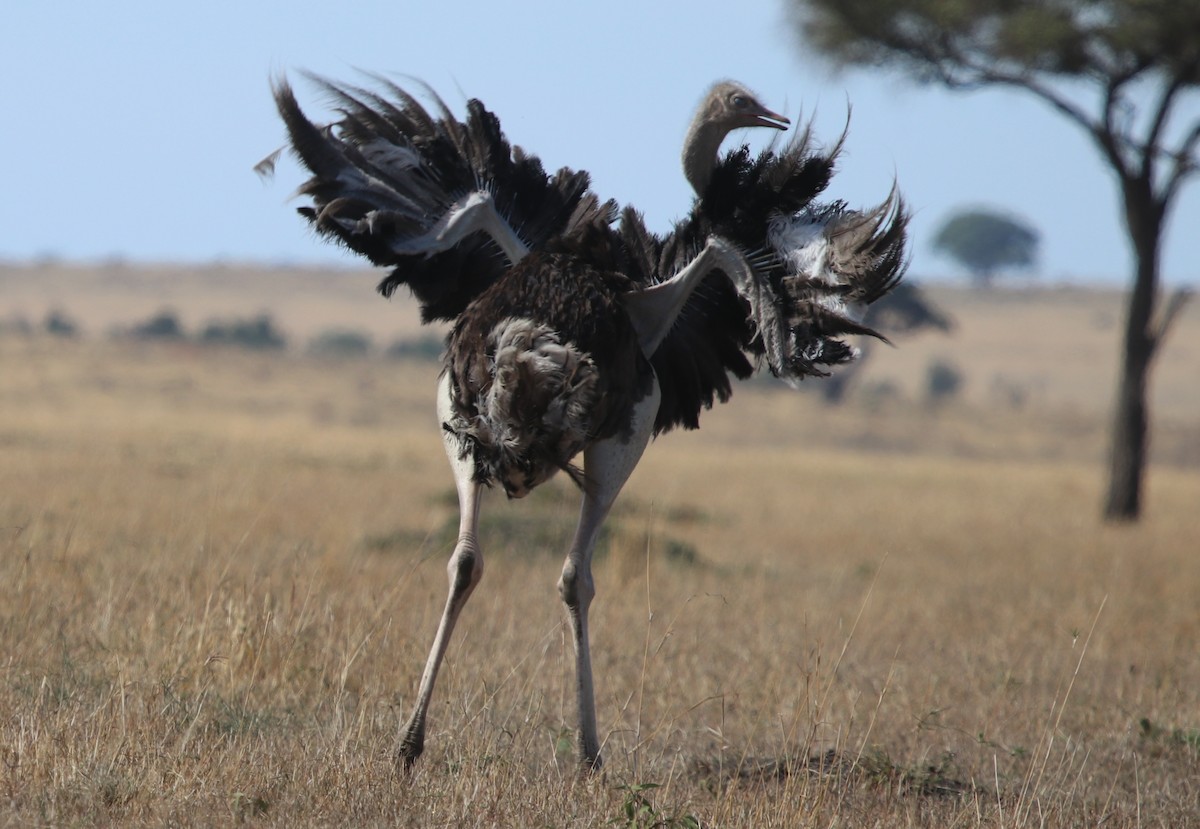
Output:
128,309,186,341
925,359,964,404
44,309,80,338
200,314,287,350
385,334,444,362
858,378,901,412
308,329,373,358
0,314,33,337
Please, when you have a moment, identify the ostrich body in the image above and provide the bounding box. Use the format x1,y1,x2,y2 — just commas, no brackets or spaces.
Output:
263,75,907,770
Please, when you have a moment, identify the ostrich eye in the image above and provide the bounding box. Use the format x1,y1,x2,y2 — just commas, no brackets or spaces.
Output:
732,95,749,109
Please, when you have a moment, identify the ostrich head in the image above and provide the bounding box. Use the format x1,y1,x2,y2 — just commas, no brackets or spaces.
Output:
683,81,790,197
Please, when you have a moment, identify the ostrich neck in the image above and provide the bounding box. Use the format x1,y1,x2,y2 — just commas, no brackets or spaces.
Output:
682,118,730,197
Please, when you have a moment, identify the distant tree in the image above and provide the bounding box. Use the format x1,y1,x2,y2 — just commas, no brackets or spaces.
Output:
933,208,1039,285
788,0,1198,521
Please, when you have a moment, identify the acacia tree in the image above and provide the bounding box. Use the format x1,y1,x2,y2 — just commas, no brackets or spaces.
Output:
933,208,1040,285
790,0,1198,520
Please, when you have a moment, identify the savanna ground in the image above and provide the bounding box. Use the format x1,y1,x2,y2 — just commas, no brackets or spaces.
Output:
1,262,1199,827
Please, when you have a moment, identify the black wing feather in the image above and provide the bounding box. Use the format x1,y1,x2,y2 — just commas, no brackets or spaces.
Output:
637,121,907,431
268,74,607,322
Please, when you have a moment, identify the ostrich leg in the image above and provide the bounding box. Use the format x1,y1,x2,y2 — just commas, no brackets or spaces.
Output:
397,374,485,768
558,383,661,770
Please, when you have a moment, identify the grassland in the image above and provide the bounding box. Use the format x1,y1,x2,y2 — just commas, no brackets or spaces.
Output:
1,263,1198,826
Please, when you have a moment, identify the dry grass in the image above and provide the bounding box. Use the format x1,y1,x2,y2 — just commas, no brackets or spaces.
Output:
1,268,1199,826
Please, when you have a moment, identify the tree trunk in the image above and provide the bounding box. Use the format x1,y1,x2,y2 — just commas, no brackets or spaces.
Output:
1103,183,1163,522
1103,318,1151,520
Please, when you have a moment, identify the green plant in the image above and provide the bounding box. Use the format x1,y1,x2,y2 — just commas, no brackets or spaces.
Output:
856,748,969,797
611,783,700,829
1139,717,1200,754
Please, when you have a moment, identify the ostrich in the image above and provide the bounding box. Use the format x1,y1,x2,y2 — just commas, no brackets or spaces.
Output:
261,74,907,771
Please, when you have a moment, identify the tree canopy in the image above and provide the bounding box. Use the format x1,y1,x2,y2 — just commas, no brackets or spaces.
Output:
933,208,1040,284
788,0,1198,520
793,0,1200,211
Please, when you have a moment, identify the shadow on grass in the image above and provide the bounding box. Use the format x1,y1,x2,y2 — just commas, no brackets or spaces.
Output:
359,482,703,567
690,747,973,799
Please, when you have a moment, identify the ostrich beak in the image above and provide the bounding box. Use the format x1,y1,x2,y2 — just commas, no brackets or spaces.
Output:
747,106,790,131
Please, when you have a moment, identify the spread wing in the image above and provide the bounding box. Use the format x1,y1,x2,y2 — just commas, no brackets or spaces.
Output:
261,73,614,322
631,124,909,433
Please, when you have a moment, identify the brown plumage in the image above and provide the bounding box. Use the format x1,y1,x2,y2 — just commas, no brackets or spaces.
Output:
445,249,652,497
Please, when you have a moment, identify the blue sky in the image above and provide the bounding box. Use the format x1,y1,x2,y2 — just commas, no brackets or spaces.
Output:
2,0,1197,284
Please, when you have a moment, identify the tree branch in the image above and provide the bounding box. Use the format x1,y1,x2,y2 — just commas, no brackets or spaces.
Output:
1097,72,1139,180
1160,120,1200,210
805,0,1196,201
968,62,1137,179
1144,73,1185,165
931,37,1093,124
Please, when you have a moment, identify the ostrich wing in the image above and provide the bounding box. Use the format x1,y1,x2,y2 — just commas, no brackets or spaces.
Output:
613,208,755,434
634,121,908,432
262,75,613,322
681,122,907,381
623,236,758,357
